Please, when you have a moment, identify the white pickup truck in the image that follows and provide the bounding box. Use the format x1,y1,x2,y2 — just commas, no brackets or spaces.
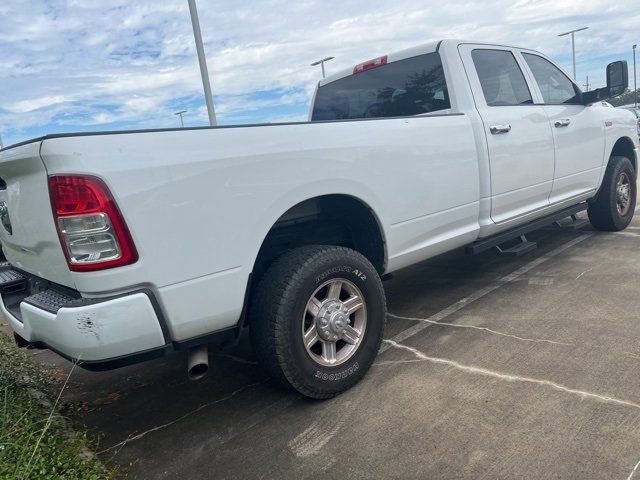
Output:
0,40,637,399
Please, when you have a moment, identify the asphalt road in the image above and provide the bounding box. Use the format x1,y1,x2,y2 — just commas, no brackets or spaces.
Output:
12,209,640,479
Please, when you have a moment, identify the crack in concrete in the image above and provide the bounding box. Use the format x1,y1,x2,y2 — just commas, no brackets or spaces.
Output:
379,233,593,354
375,358,430,366
575,268,593,280
99,380,267,454
382,340,640,412
198,396,295,451
388,313,572,346
627,457,640,480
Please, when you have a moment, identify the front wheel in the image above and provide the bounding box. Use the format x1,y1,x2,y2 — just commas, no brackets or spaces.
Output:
249,245,386,399
588,156,637,231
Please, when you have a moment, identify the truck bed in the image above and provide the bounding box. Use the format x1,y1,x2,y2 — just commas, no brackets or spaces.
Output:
0,114,481,340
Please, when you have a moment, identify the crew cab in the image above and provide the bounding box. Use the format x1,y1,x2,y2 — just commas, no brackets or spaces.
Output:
0,40,637,399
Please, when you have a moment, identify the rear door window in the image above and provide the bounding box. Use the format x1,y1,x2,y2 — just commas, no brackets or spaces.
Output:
522,53,581,104
311,53,450,121
471,49,533,106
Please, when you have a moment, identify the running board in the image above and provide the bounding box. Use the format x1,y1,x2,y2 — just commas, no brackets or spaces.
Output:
495,234,537,257
551,214,590,231
467,203,588,256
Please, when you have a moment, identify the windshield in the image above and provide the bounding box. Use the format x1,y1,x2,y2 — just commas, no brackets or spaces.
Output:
311,52,450,121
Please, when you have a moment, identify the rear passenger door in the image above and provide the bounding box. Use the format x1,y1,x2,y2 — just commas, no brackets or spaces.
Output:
519,52,605,204
459,46,556,224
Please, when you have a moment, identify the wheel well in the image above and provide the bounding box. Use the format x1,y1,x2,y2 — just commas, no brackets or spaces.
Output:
611,136,637,173
252,195,386,282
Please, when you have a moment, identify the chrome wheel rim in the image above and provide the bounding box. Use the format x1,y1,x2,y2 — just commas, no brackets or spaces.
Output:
302,278,367,367
616,172,632,216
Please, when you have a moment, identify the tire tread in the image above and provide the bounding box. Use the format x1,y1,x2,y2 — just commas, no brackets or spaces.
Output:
588,156,636,231
249,245,385,399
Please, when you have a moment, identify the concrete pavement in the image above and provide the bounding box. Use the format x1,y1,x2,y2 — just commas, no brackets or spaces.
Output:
13,211,640,479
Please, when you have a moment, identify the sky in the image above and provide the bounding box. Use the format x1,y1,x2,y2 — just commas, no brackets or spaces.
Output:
1,0,639,147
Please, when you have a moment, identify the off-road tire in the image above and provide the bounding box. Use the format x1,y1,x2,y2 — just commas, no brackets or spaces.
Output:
249,245,386,399
588,156,636,231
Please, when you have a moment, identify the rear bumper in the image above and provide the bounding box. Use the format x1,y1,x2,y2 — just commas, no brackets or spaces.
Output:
0,268,170,368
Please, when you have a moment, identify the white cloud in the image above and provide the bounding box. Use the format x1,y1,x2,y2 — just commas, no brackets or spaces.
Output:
6,95,73,113
0,0,638,146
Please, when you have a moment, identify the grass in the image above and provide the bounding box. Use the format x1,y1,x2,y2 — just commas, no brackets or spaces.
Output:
0,331,116,479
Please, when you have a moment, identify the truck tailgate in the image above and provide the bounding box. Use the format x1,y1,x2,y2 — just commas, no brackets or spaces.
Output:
0,143,74,288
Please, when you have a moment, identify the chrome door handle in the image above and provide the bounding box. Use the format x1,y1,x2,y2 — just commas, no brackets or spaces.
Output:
554,118,571,128
490,124,511,134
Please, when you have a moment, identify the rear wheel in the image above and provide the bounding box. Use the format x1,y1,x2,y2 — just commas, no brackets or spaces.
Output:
588,156,636,231
249,245,386,399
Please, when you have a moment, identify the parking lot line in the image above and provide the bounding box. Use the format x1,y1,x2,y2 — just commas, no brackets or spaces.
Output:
379,232,593,354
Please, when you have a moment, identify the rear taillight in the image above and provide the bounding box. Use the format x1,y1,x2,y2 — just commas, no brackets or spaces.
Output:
48,175,138,271
353,55,387,74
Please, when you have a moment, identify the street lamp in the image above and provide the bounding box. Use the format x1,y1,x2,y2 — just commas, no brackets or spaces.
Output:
558,27,589,80
311,56,335,79
187,0,217,126
633,44,637,108
174,110,187,127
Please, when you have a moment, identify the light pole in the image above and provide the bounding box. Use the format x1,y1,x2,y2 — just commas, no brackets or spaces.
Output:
311,57,335,79
188,0,217,126
558,27,589,80
633,44,637,108
174,110,187,127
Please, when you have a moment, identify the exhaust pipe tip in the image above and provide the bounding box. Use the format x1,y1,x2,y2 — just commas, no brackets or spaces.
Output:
188,362,209,381
187,345,209,381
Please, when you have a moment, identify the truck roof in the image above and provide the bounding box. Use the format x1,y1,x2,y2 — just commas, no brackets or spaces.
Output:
318,39,537,87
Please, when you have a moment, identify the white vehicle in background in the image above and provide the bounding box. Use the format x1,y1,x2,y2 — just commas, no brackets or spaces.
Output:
0,40,637,399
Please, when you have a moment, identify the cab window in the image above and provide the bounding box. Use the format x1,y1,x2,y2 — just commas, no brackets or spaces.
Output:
311,53,450,121
522,53,581,104
471,49,533,106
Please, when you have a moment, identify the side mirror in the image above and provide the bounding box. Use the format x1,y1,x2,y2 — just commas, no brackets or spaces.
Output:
582,60,629,104
607,60,628,97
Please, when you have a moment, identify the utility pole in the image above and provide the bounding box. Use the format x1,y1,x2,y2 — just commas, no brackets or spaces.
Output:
311,57,335,79
174,110,187,127
633,44,637,108
0,134,3,150
558,27,589,80
188,0,217,126
583,76,590,91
